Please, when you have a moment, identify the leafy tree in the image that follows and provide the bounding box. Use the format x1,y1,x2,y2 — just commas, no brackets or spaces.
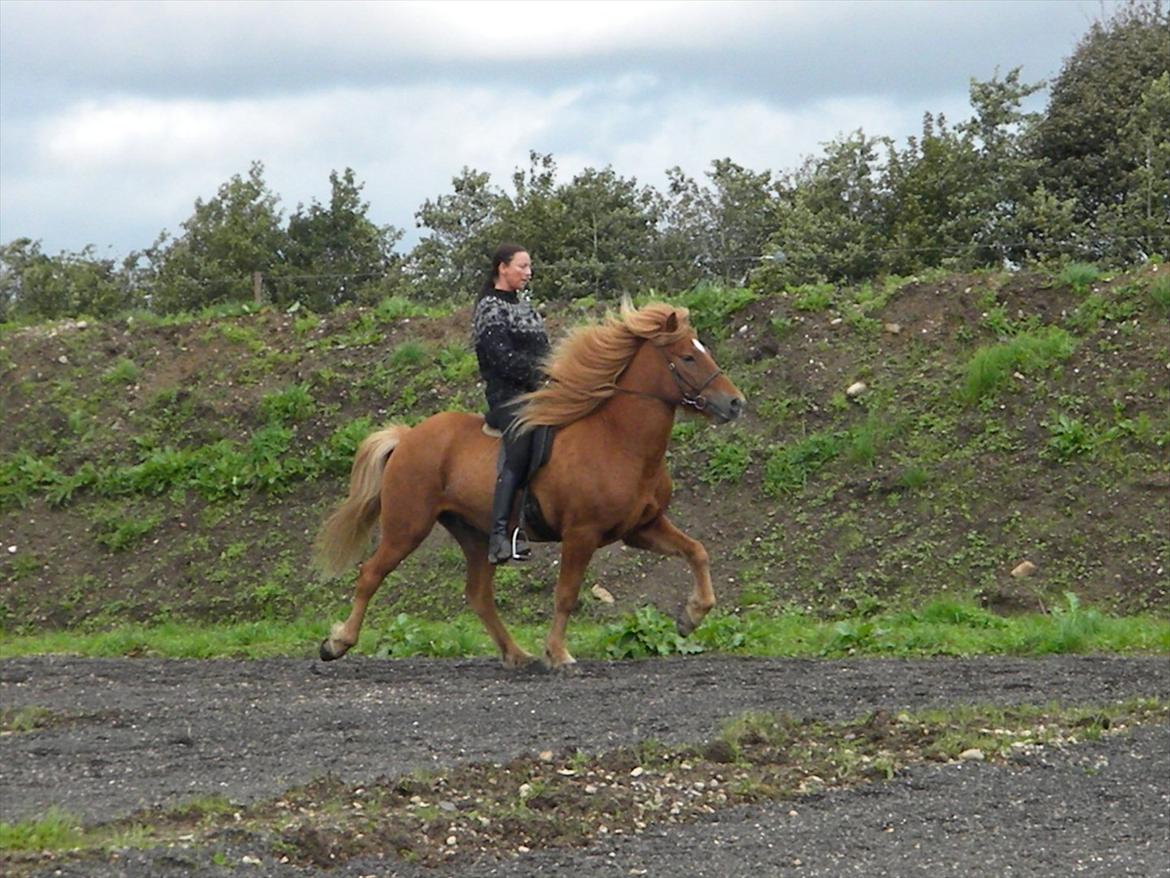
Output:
146,162,288,313
282,168,405,309
539,165,661,300
1032,0,1170,237
0,238,135,321
657,159,780,289
407,167,505,302
884,71,1043,270
1094,71,1170,261
751,131,891,290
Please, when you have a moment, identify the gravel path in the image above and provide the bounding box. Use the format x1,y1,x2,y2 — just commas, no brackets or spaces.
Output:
2,655,1168,876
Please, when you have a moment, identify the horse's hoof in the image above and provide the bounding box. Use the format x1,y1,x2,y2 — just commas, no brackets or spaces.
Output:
319,639,340,662
675,611,697,637
503,651,536,670
544,653,580,675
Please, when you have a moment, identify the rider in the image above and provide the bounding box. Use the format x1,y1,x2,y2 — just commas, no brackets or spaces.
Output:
472,244,550,564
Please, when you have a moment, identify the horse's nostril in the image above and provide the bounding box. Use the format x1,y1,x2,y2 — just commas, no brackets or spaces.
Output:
729,397,744,418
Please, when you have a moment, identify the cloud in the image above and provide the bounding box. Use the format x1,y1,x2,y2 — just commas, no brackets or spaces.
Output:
0,0,1121,254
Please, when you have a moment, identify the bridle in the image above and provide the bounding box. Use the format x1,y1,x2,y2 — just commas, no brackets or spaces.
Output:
614,340,723,413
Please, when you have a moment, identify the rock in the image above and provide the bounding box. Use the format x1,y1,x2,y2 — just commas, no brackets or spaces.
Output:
959,748,985,761
591,585,615,604
539,750,554,762
846,381,867,398
57,355,69,365
1011,560,1037,578
883,322,902,334
6,546,15,554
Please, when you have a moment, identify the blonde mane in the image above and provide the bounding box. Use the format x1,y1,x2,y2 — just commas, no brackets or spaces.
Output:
514,298,691,432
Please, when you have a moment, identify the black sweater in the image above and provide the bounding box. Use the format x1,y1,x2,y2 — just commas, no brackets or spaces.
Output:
472,290,550,428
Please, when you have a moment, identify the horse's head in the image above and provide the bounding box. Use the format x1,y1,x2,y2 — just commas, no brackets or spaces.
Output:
651,310,746,424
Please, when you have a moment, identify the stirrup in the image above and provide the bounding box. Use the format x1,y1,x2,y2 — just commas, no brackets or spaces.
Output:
511,527,532,562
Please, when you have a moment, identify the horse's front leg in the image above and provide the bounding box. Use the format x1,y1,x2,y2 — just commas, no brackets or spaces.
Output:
623,514,714,636
545,531,599,670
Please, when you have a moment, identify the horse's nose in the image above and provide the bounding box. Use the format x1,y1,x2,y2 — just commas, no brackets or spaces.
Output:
729,396,745,419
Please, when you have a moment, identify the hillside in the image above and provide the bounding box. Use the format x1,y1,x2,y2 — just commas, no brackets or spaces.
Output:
2,267,1168,637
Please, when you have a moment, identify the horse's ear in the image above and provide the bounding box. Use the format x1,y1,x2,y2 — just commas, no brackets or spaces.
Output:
664,312,678,333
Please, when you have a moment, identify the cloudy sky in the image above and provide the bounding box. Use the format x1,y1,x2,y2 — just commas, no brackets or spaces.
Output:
0,0,1117,259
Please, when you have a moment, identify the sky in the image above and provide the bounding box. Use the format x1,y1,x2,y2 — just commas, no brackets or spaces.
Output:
0,0,1119,260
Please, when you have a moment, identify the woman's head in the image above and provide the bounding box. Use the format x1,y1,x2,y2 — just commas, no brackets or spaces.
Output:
482,243,532,296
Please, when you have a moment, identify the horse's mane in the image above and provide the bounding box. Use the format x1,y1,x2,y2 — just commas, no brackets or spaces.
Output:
514,297,691,432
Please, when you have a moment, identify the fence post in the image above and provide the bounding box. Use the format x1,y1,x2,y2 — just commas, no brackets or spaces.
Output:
252,271,264,305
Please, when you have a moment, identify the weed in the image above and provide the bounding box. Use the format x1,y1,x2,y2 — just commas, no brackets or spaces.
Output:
600,606,704,659
961,326,1075,404
701,438,751,484
91,509,162,552
0,808,83,852
1057,262,1102,294
0,705,57,733
390,341,429,369
1149,273,1170,312
102,358,139,385
1044,414,1096,461
374,295,426,323
762,431,846,496
437,345,478,382
671,284,758,339
790,283,835,312
260,384,315,424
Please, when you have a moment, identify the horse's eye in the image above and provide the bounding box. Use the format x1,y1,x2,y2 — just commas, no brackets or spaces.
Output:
682,354,696,364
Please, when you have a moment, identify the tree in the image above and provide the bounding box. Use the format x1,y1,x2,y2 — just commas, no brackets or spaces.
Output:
884,71,1043,270
282,168,404,309
751,131,891,290
1032,0,1170,234
0,238,135,321
147,162,288,313
540,165,661,300
657,159,780,289
407,167,505,302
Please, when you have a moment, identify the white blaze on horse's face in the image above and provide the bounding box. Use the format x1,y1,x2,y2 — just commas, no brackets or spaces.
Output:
693,339,708,355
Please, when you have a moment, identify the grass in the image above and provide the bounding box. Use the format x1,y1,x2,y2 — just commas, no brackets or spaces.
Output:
2,597,1166,660
961,326,1076,404
1057,261,1102,294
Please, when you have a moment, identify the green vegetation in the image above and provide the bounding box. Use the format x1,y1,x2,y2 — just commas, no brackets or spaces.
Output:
960,327,1076,404
3,597,1166,660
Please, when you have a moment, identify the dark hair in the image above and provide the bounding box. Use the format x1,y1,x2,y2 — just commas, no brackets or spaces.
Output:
479,243,529,298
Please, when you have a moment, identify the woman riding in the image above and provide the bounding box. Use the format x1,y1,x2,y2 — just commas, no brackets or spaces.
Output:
472,243,550,564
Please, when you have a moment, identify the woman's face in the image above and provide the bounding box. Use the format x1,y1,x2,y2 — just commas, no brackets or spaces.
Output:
496,251,532,292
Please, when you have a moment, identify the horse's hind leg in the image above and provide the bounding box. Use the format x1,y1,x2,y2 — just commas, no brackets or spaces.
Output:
440,514,534,668
623,514,714,636
320,521,433,662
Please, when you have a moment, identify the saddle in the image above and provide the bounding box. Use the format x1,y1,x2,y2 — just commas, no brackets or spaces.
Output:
486,422,559,542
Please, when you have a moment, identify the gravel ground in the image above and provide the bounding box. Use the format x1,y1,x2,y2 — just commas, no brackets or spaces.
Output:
2,655,1168,876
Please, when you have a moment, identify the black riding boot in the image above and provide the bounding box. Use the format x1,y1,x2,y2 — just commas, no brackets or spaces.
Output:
488,467,531,565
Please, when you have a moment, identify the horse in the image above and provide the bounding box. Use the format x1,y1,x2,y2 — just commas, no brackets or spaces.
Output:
314,298,746,670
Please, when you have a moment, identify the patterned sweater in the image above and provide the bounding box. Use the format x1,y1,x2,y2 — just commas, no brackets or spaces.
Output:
472,290,550,428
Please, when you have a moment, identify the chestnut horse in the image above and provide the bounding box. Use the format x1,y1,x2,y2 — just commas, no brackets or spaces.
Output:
314,299,746,670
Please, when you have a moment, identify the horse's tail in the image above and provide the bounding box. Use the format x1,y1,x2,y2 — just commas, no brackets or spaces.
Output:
313,425,410,577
